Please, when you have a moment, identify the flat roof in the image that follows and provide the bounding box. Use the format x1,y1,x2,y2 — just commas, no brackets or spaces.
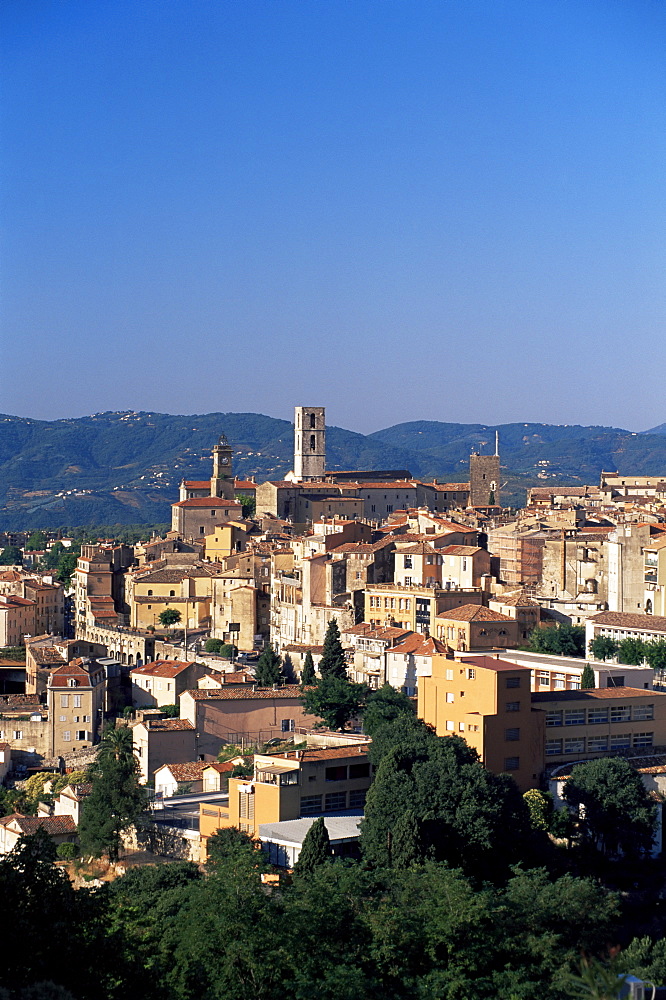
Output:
258,812,363,846
532,686,665,703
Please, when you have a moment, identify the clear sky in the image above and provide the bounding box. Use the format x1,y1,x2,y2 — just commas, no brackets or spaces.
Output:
2,0,665,434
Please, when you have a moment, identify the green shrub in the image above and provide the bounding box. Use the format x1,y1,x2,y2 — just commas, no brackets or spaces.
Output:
56,842,78,860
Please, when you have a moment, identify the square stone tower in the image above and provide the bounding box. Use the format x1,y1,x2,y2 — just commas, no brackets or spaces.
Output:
294,406,326,481
469,445,500,507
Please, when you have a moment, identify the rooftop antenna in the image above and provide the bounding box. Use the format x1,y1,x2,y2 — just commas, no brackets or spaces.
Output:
495,431,499,456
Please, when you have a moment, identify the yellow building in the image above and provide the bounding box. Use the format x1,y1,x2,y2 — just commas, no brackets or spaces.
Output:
434,604,519,652
532,686,666,765
418,654,544,792
204,521,250,561
200,744,372,847
365,584,483,634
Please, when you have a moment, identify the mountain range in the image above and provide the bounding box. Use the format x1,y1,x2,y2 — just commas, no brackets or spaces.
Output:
1,411,666,530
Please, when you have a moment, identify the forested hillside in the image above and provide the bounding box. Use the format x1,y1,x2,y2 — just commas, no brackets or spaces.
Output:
2,410,666,529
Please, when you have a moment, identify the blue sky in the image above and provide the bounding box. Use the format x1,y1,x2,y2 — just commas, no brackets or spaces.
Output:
2,0,665,433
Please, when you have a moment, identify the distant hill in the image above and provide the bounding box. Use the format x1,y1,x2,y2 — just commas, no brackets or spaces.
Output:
2,411,666,529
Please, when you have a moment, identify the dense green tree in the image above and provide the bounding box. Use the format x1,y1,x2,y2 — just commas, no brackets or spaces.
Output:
361,729,532,880
362,683,415,738
159,704,180,718
0,545,22,565
294,817,331,876
523,788,554,831
301,650,316,685
563,757,656,858
617,935,666,986
219,643,238,659
301,675,367,731
528,624,586,657
617,637,647,666
391,808,423,868
282,651,296,683
158,608,182,629
318,617,348,680
236,494,256,518
204,638,224,654
255,643,282,686
643,639,666,672
580,663,596,689
78,725,147,861
25,531,48,551
588,636,618,662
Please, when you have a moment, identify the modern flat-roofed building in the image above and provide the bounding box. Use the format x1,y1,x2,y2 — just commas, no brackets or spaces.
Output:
532,686,666,766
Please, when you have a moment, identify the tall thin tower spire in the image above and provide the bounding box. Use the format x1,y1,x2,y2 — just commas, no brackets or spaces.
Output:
495,431,499,456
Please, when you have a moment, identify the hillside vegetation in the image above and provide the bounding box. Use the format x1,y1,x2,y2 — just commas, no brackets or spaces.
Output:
1,411,665,528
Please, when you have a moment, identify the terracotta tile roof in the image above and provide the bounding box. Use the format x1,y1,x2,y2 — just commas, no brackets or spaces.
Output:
342,624,412,641
391,634,449,656
0,694,41,710
440,545,483,556
156,761,208,781
432,483,469,492
491,592,540,607
49,659,99,687
282,644,324,654
436,605,514,623
142,718,196,731
589,611,666,631
131,660,196,678
258,744,370,764
0,814,76,836
185,685,310,701
234,480,257,489
532,686,666,702
182,480,212,489
172,497,242,509
204,761,237,773
0,595,36,608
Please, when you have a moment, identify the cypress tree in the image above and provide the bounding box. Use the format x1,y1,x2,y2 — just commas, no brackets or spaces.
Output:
318,618,348,680
580,664,596,689
254,643,282,686
294,817,331,875
301,650,316,685
392,808,422,868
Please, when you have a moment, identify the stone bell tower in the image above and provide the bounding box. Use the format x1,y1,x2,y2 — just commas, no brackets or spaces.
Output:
210,433,234,500
294,407,326,482
469,433,500,507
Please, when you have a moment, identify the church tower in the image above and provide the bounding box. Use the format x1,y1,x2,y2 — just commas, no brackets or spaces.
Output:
210,433,234,500
294,406,326,481
469,434,500,507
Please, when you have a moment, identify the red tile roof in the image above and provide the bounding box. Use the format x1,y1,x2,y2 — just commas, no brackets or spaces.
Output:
141,718,196,731
185,685,311,701
391,634,449,656
172,497,242,509
436,605,513,623
131,660,196,678
156,761,208,780
589,611,666,631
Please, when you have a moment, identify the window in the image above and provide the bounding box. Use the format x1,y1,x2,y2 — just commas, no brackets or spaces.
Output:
325,792,347,811
59,715,66,723
386,505,393,513
404,556,413,569
301,795,321,816
545,739,562,756
610,733,631,750
633,704,654,721
504,757,520,771
564,710,585,726
446,692,454,703
281,719,295,732
587,735,608,753
60,695,69,708
505,728,520,741
200,526,205,534
587,708,608,725
62,731,71,742
506,701,520,712
466,668,475,680
607,676,625,687
76,730,86,741
505,677,520,689
147,589,153,596
633,732,654,748
610,705,631,724
564,737,585,754
459,723,465,732
554,673,566,690
349,789,367,809
536,671,550,686
404,576,412,586
73,694,81,708
13,730,23,740
349,762,370,779
545,711,562,728
446,721,455,731
446,669,453,680
325,765,348,782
